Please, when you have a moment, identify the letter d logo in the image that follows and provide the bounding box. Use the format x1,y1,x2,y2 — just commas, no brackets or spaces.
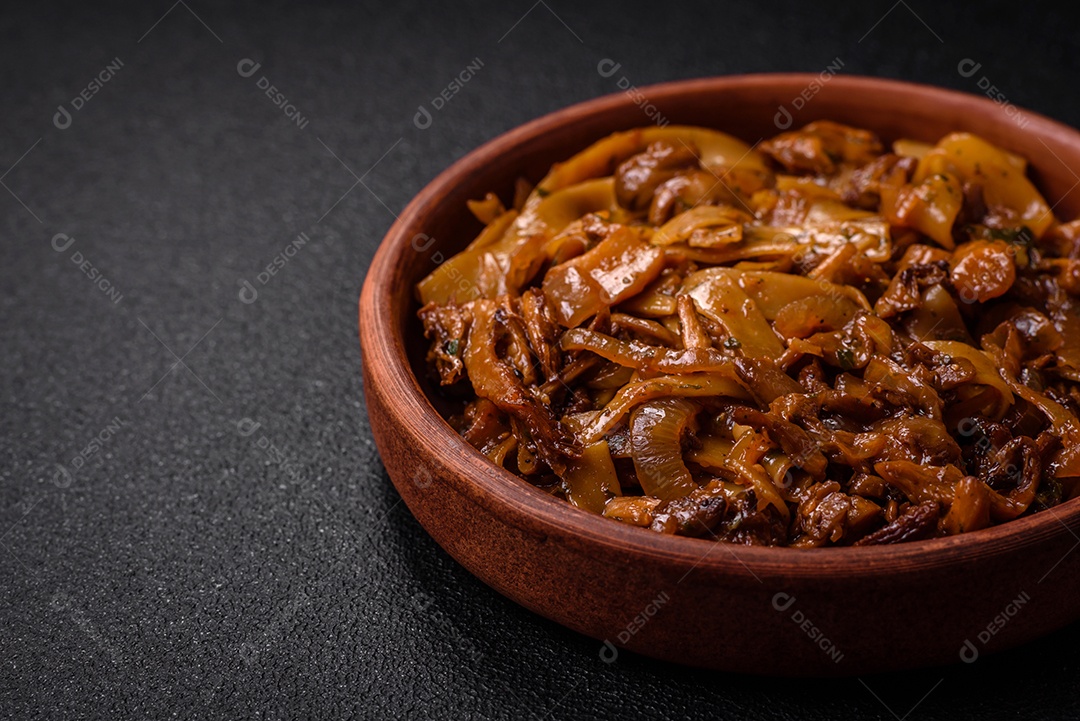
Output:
237,58,262,78
414,106,433,130
53,105,72,130
238,279,258,304
772,592,796,612
236,417,262,437
774,105,793,130
596,59,622,78
957,58,982,78
53,464,73,488
52,233,75,252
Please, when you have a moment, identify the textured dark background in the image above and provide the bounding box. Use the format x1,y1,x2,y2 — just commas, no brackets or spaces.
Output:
3,1,1079,718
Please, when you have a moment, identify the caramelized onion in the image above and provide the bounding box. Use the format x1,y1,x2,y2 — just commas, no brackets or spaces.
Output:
418,121,1077,547
630,399,700,502
563,440,622,513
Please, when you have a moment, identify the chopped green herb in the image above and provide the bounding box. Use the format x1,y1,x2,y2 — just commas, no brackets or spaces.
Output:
988,225,1034,247
724,337,742,349
836,347,856,370
444,339,460,355
536,187,550,198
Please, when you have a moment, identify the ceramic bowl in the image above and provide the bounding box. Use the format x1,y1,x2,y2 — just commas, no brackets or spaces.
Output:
359,74,1080,675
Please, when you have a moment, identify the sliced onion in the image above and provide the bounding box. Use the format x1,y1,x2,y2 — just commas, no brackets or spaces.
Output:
630,399,699,502
875,461,963,506
563,440,621,513
727,425,791,520
651,205,748,246
578,372,750,444
941,476,991,535
923,340,1014,419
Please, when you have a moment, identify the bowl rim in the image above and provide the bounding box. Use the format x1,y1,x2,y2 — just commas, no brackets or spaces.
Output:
360,72,1080,576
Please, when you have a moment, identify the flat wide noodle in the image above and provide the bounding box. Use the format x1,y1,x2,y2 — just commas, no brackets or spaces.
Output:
418,121,1079,547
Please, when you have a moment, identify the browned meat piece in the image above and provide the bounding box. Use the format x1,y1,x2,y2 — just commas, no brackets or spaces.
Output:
733,356,806,406
729,406,827,479
649,481,728,537
648,171,727,225
464,299,579,474
983,436,1040,521
841,153,916,209
871,417,962,466
933,357,977,390
854,502,941,546
418,301,471,385
614,141,700,212
713,495,790,546
874,261,950,318
458,399,513,459
760,121,883,174
498,296,538,386
677,294,713,349
519,288,562,381
794,481,882,546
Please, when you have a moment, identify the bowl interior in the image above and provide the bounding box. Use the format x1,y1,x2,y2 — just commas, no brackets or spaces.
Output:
384,74,1080,562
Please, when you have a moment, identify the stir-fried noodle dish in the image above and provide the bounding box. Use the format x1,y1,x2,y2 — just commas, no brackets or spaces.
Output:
417,121,1080,547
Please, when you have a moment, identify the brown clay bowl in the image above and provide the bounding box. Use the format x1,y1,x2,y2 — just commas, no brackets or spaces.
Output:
359,74,1080,675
